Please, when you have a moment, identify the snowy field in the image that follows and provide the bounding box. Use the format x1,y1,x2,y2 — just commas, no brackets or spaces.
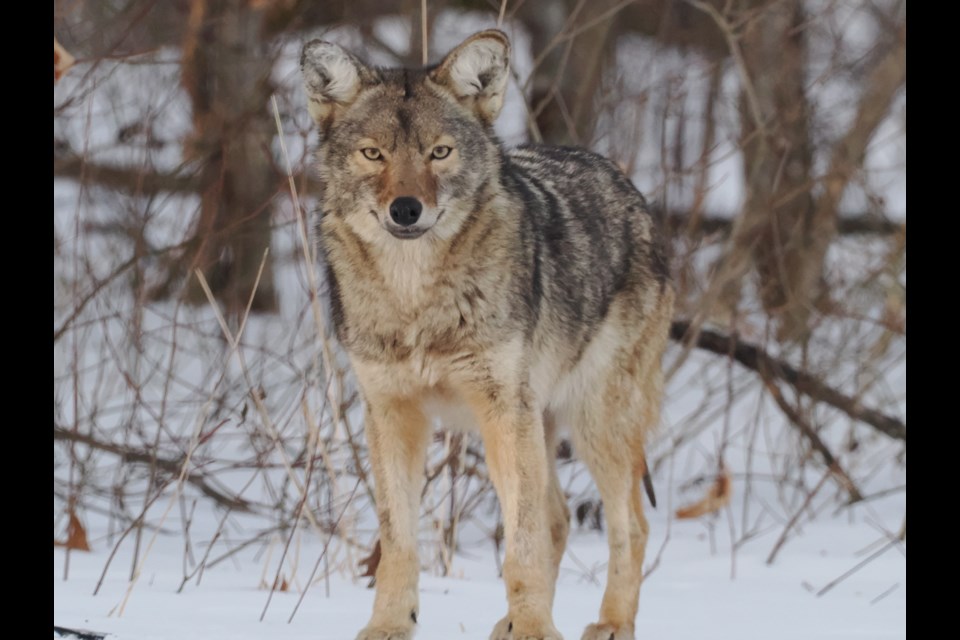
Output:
54,489,906,640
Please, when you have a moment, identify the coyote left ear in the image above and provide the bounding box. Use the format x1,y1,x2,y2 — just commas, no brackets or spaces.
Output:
300,40,375,129
430,30,510,125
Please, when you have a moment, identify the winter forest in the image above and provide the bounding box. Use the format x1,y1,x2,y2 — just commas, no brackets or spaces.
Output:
54,1,906,638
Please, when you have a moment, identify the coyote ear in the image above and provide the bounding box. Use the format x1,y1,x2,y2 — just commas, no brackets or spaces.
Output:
300,40,373,128
430,30,510,125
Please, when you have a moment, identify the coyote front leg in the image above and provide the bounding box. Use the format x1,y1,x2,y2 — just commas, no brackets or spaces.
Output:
471,384,561,640
356,395,430,640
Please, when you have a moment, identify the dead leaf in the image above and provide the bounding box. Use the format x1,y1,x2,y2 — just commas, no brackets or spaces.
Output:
260,574,289,591
54,37,75,83
358,538,381,588
676,468,732,519
54,511,91,551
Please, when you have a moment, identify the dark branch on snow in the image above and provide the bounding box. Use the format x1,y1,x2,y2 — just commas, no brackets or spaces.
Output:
670,320,906,442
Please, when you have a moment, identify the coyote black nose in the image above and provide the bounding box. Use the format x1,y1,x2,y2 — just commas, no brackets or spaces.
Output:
389,197,423,227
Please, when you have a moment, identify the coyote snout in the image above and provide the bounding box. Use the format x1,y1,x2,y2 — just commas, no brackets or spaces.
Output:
384,196,433,239
389,197,423,227
302,28,674,640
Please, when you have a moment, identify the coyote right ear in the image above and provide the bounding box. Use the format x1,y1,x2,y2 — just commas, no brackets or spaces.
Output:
300,40,374,128
430,30,511,125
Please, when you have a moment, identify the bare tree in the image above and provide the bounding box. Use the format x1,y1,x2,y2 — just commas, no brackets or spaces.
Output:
177,0,279,313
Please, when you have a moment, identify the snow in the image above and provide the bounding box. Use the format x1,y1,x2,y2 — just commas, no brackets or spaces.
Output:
54,491,906,639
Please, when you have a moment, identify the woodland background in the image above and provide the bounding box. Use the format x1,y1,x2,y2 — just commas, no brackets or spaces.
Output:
54,1,905,636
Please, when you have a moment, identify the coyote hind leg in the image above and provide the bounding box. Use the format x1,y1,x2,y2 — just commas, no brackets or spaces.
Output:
573,427,649,640
573,320,667,640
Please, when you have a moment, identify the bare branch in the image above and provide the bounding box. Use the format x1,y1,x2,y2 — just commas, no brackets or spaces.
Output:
815,22,906,225
54,154,201,194
53,424,255,513
664,211,904,237
762,378,863,502
670,321,906,442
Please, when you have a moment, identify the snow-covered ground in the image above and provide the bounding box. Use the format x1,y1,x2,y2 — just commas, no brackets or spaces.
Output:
54,481,905,640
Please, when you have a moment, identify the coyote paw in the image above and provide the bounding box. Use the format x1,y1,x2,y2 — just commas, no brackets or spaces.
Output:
490,616,563,640
356,617,416,640
490,616,512,640
355,628,412,640
580,622,634,640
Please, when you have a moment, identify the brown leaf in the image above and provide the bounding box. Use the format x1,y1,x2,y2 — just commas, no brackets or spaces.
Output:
260,573,289,591
54,511,91,551
358,538,381,588
54,38,75,83
676,468,732,519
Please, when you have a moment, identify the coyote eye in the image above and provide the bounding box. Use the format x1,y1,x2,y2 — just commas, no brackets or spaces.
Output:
361,148,382,161
431,145,452,160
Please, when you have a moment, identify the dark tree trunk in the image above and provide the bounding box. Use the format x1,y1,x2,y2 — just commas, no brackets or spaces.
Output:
738,0,816,340
705,0,816,340
518,0,621,146
179,0,278,314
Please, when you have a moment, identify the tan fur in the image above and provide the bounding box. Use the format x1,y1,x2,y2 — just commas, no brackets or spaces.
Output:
301,30,675,640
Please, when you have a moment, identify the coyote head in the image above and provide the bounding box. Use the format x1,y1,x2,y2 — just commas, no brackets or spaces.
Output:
300,31,510,243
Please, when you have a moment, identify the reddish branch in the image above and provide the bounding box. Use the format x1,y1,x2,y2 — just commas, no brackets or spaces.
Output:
670,320,906,442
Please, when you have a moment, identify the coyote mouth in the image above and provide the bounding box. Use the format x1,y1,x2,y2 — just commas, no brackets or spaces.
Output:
382,209,443,240
386,226,428,240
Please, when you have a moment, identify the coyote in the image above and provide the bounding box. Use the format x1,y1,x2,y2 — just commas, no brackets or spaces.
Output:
301,29,674,640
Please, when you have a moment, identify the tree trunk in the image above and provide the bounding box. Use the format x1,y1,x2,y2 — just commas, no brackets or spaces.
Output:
519,0,622,146
716,0,816,340
179,0,278,314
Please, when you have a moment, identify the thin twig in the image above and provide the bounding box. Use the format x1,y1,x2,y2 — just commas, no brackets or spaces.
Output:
259,407,319,621
766,469,830,565
762,380,863,502
870,583,900,605
270,96,342,437
421,0,429,65
194,260,330,541
816,541,898,597
685,0,767,137
53,425,254,513
287,480,363,623
108,248,271,617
